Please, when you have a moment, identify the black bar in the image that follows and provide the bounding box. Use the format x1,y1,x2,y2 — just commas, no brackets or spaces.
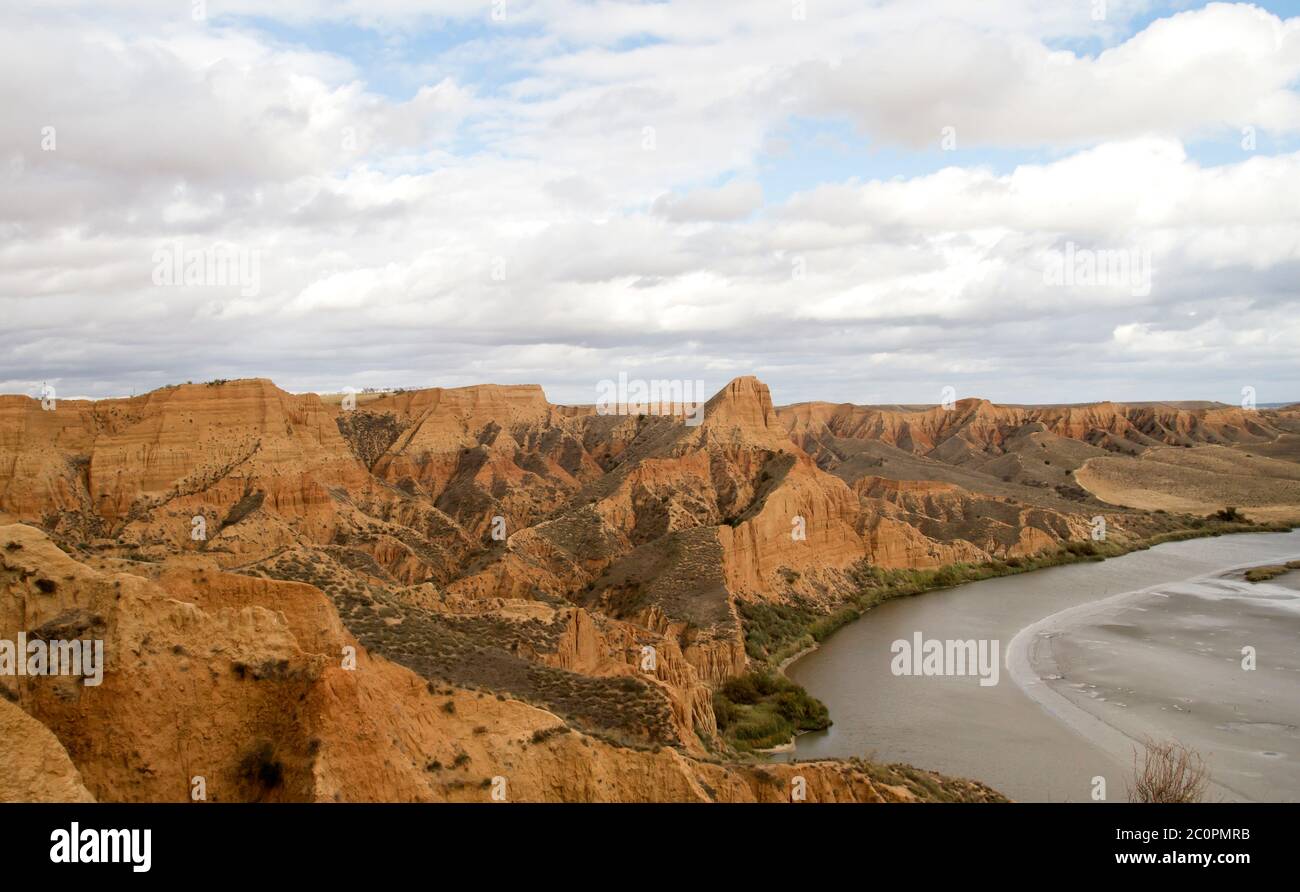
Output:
2,802,1282,879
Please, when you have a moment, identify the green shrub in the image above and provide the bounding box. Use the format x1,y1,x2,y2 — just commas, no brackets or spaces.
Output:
713,671,830,752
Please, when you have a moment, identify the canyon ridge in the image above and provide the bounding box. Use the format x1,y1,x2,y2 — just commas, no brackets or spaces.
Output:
1,375,1297,802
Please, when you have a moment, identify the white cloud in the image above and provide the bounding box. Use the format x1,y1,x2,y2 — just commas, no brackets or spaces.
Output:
790,4,1300,148
652,180,763,222
0,1,1298,406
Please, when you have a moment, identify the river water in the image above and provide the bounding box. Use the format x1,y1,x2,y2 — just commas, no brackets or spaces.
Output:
781,530,1300,802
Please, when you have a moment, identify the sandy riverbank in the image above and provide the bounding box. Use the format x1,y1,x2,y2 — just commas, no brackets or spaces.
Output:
1010,555,1300,802
782,530,1300,801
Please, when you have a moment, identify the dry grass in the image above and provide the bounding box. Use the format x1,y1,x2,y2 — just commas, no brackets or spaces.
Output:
1077,446,1300,516
1128,738,1210,803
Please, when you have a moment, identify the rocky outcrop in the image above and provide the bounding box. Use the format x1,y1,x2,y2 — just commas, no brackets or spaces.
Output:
0,698,95,802
0,524,1003,803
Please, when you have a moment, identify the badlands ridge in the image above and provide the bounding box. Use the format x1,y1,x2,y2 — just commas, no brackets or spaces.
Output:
0,376,1297,802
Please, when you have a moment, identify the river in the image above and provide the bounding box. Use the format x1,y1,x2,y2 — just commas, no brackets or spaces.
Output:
781,530,1300,802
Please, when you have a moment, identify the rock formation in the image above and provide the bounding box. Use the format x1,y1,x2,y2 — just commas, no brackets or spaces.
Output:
1,374,1294,801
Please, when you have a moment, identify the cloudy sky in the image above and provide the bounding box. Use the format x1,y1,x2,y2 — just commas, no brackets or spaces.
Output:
2,0,1298,406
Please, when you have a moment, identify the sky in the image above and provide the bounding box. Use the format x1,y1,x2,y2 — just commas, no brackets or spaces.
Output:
2,0,1298,406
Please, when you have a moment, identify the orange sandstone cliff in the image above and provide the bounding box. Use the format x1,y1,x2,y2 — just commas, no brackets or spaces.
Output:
1,374,1295,801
